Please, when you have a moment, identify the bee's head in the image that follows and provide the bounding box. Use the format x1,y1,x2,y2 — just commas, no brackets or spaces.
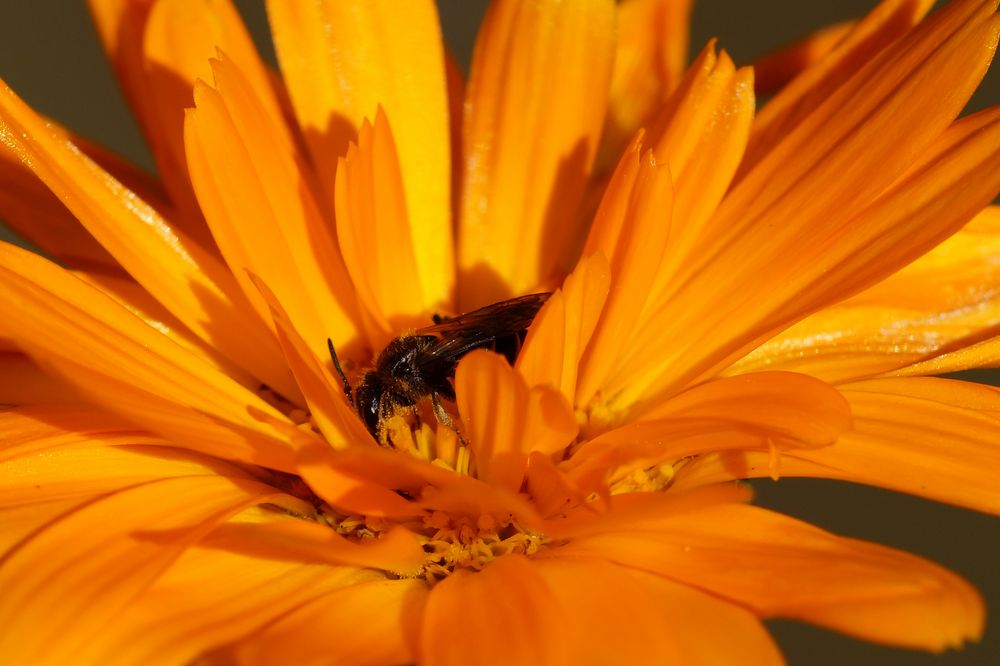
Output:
353,372,383,438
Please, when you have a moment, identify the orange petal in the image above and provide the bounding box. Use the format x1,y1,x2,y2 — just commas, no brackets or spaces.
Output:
0,78,293,396
532,557,783,664
0,353,82,406
0,404,153,461
457,0,616,306
231,577,426,666
0,148,117,271
675,377,1000,515
72,543,370,666
335,111,431,345
0,243,302,472
553,499,983,652
208,521,424,574
85,0,213,246
142,0,282,217
76,269,254,385
0,474,278,665
420,555,571,666
249,274,372,449
295,442,425,518
185,54,360,359
641,46,754,298
266,0,454,309
516,252,611,405
456,350,578,493
732,205,1000,383
894,334,1000,376
751,20,854,96
566,372,851,494
0,444,245,508
614,18,1000,407
598,0,693,169
714,0,996,254
576,136,674,406
742,0,935,174
799,378,1000,515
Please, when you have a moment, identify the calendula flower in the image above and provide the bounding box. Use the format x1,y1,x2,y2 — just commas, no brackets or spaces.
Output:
1,0,999,663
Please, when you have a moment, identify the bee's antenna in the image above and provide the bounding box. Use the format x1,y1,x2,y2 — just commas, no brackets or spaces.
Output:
327,338,353,401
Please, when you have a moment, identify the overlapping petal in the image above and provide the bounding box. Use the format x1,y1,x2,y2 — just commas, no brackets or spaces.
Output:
456,350,578,493
266,0,454,309
550,498,983,651
457,0,616,306
533,557,784,664
599,0,693,168
610,6,1000,407
335,111,431,345
185,54,360,363
0,1,998,663
733,205,1000,383
0,474,279,665
72,543,369,666
0,78,294,395
0,243,304,471
675,377,1000,516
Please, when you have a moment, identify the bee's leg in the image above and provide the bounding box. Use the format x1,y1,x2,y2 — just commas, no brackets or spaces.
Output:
431,392,467,446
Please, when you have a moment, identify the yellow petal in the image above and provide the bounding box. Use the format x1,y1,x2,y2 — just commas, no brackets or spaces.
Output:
457,0,616,306
185,54,360,358
733,205,1000,383
0,243,302,472
0,79,293,395
420,555,571,666
335,111,430,345
553,499,983,652
266,0,453,309
598,0,693,169
533,557,783,664
742,0,935,174
0,474,278,665
456,350,578,493
231,577,426,666
516,252,610,405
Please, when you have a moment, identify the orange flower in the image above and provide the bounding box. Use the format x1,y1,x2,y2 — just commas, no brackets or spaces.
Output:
1,0,999,663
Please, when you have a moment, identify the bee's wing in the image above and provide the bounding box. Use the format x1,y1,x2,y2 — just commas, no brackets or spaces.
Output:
412,292,552,375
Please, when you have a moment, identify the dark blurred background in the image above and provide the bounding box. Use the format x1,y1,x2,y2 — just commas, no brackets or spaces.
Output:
0,2,997,664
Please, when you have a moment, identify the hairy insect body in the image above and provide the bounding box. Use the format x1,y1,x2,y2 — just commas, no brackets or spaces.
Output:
329,293,551,444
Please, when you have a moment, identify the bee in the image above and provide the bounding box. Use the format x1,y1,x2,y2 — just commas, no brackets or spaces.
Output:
328,293,552,445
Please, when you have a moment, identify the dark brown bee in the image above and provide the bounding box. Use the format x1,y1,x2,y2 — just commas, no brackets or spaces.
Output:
328,293,551,444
